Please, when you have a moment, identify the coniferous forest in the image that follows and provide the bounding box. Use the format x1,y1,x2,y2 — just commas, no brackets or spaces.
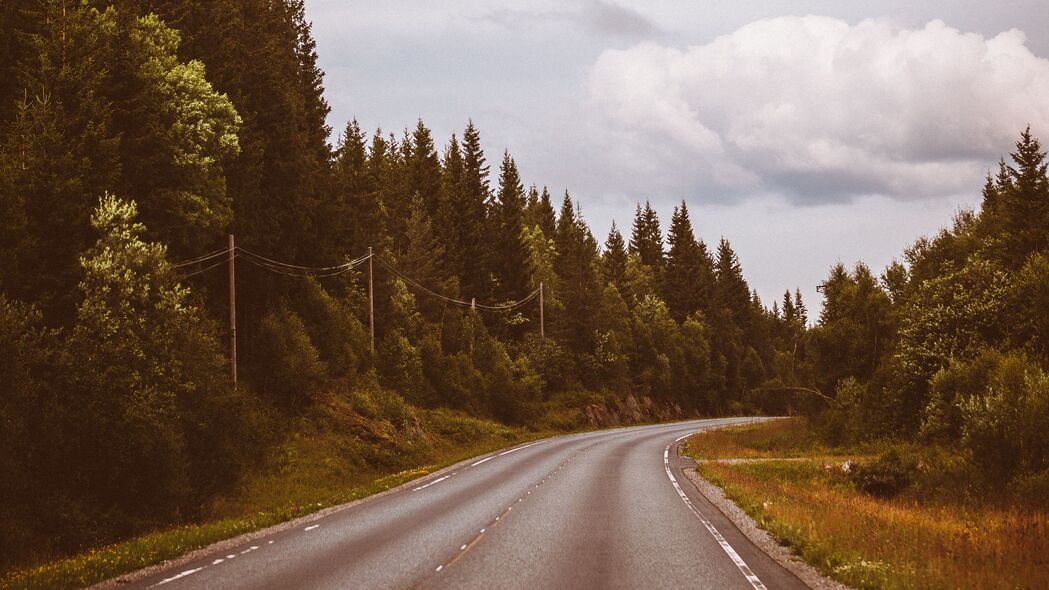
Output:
2,0,1048,576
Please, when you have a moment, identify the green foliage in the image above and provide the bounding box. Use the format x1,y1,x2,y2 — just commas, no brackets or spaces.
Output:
848,449,918,498
959,351,1049,484
255,303,327,405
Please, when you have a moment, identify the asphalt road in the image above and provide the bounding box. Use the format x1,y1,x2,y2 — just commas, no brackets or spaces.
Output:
110,418,809,590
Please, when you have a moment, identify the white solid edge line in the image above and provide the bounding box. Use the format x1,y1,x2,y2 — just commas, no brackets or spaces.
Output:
470,440,547,468
497,440,545,456
413,475,450,491
663,443,768,590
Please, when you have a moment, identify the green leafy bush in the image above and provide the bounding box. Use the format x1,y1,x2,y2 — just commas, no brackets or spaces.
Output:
849,449,918,498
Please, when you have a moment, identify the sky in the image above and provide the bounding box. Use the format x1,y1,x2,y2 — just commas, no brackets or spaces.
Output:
302,0,1049,312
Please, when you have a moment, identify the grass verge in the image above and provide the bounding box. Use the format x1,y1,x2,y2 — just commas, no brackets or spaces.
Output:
1,394,546,590
686,418,1049,589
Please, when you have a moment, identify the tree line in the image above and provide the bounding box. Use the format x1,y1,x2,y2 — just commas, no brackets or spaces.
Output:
800,127,1049,500
0,1,803,566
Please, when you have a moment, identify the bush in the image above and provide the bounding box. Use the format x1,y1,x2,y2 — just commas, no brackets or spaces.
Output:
959,351,1049,483
849,449,918,498
254,304,327,405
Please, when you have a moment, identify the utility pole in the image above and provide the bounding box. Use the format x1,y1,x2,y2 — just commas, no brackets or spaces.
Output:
539,282,545,338
228,234,237,387
368,247,375,355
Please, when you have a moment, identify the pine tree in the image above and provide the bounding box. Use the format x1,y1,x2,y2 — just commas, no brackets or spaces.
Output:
602,222,628,293
330,119,377,253
435,133,464,285
408,118,441,217
492,150,530,301
554,193,601,354
663,201,714,322
629,200,665,270
715,238,752,326
793,288,808,327
458,120,491,298
524,186,557,238
3,1,121,319
997,126,1049,266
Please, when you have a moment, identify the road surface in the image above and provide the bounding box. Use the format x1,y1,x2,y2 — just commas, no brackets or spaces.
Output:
109,418,808,589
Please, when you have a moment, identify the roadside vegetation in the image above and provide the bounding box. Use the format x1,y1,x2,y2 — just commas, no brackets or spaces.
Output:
0,390,537,590
1,1,801,581
687,419,1049,590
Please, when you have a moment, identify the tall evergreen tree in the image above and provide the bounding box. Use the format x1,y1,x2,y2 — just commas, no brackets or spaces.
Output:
408,118,441,217
629,200,665,270
602,222,628,293
524,185,557,238
458,120,491,298
554,193,601,355
435,133,464,285
492,150,530,301
996,126,1049,266
663,201,714,322
1,1,121,319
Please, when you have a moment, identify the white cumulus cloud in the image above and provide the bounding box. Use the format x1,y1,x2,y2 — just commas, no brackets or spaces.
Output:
587,16,1049,203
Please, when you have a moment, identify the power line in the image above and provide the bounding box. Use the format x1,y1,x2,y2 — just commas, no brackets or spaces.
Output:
170,247,232,269
374,255,541,312
172,245,540,312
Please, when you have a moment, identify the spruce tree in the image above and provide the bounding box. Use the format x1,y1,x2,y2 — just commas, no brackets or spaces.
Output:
663,201,714,322
4,1,121,319
629,200,666,270
458,120,491,298
493,150,530,301
408,118,441,217
554,193,601,354
998,127,1049,266
602,222,628,293
436,133,464,285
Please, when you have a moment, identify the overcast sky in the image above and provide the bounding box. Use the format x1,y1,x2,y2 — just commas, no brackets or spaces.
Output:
303,0,1049,312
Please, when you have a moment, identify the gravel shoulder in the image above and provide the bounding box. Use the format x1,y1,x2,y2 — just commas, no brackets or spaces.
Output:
681,467,851,590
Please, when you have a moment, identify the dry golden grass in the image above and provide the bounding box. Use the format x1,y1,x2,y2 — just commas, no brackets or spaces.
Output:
687,416,826,460
690,421,1049,590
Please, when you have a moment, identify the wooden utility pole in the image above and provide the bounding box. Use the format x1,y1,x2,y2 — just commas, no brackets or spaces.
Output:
228,234,237,387
539,282,545,338
368,247,375,355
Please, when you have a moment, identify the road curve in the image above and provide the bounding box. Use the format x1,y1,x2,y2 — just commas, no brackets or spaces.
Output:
106,418,808,590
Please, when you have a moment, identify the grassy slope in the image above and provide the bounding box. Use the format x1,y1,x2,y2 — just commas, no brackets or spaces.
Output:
1,391,544,590
686,419,1049,590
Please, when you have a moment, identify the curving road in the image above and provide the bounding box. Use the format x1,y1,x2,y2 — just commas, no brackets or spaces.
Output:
107,418,808,590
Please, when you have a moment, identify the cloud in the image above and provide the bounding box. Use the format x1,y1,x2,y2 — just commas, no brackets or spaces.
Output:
587,16,1049,204
481,1,660,38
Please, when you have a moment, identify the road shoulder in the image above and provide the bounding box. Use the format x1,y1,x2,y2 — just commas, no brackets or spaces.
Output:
680,467,850,590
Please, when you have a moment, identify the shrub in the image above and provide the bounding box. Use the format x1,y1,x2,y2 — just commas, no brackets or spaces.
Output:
959,351,1049,483
849,449,918,498
254,304,327,405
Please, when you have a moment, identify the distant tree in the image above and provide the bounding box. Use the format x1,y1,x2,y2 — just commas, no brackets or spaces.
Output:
458,120,491,298
492,150,530,301
524,186,557,238
602,222,628,293
993,127,1049,267
629,200,665,271
408,118,442,217
663,201,714,322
